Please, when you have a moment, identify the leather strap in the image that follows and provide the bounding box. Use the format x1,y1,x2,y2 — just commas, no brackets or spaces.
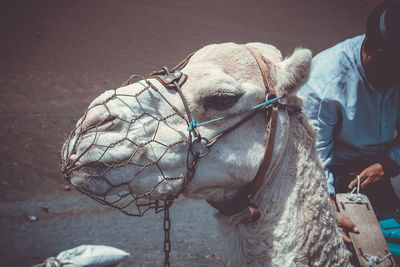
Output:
148,47,281,223
172,51,196,71
149,69,188,90
208,46,281,222
205,106,266,148
244,46,276,97
244,107,278,198
207,107,278,217
148,65,200,139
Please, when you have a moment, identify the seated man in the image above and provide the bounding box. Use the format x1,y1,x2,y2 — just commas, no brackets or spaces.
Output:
298,0,400,242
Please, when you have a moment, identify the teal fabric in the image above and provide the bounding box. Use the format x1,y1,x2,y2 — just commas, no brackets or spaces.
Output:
380,218,400,229
380,218,400,240
379,218,400,256
387,242,400,256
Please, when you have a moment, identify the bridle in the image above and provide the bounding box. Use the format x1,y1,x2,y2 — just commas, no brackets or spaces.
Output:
62,45,298,267
148,45,290,223
206,46,280,222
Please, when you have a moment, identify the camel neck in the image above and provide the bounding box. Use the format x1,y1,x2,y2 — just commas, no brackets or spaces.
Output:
216,112,351,266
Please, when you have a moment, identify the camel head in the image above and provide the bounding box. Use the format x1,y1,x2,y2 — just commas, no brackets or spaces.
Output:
61,42,311,215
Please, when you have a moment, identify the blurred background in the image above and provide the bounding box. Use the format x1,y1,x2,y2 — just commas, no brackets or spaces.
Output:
0,0,381,266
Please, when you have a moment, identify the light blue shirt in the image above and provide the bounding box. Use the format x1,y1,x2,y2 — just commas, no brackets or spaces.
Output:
298,35,400,194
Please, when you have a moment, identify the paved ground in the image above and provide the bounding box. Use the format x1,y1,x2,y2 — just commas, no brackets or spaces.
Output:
0,0,377,266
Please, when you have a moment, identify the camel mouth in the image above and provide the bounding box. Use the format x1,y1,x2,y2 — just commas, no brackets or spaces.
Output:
63,161,108,179
63,162,113,196
68,170,173,215
69,173,112,196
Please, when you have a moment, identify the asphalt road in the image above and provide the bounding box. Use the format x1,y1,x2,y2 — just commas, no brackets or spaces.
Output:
0,0,375,266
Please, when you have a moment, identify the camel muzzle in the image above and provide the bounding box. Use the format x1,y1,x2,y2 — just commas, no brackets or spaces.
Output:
60,47,295,221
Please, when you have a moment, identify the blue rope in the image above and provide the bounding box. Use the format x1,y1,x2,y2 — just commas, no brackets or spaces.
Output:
187,120,198,132
187,96,282,132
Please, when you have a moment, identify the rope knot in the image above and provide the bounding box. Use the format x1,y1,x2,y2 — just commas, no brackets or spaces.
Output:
362,252,392,266
188,120,198,132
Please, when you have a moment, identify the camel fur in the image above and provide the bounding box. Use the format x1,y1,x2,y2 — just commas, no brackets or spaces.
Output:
62,42,351,266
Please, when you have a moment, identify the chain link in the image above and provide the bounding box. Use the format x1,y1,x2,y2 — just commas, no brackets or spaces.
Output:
164,198,173,267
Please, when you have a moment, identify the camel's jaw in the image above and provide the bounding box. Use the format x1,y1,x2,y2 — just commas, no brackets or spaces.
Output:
59,73,194,199
61,132,189,202
69,174,111,196
62,160,114,196
63,156,164,196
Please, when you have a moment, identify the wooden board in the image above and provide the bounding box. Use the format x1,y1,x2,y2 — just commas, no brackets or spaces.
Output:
336,193,396,267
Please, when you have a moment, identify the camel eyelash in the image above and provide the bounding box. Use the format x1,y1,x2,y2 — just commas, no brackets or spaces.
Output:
203,92,243,111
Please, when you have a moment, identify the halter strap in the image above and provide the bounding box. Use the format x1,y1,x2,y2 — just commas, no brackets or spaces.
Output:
246,106,278,198
149,46,283,223
172,51,196,71
208,46,281,223
244,45,277,97
243,45,279,199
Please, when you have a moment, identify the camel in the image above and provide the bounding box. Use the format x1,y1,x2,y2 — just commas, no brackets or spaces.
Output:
61,42,351,266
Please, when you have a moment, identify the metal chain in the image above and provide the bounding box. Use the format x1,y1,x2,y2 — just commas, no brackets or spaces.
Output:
164,198,173,267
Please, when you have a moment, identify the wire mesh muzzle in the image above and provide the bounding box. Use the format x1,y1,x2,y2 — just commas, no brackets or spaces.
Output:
61,74,198,216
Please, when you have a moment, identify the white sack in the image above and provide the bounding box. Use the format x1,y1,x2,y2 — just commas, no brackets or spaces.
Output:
34,245,130,267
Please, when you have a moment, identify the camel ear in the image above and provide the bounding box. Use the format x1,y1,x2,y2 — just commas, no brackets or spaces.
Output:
275,48,312,96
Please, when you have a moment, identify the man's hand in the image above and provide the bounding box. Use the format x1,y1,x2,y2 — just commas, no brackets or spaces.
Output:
334,211,359,243
330,195,359,243
348,163,384,190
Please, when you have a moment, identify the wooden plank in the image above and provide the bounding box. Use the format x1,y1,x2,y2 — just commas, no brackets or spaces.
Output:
336,193,396,267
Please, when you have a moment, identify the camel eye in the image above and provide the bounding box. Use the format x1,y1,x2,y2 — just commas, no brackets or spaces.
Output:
204,92,242,111
97,115,117,130
81,115,117,134
101,115,117,126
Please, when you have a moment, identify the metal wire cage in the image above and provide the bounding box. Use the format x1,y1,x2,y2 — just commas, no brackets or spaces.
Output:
61,66,198,217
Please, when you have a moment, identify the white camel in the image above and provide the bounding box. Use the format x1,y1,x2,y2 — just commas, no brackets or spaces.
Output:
62,42,351,266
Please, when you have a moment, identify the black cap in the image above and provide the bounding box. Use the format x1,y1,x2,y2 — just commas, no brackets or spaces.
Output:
366,0,400,55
